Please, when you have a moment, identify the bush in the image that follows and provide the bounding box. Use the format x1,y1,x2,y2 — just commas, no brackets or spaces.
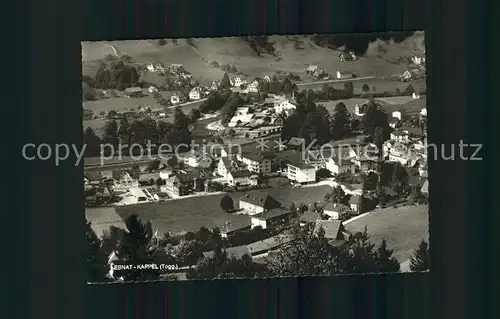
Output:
211,61,219,67
158,39,167,46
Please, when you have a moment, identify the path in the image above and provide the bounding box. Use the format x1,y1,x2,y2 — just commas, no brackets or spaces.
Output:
103,43,120,57
168,98,207,109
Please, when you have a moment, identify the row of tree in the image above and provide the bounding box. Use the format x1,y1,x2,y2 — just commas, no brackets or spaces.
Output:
93,60,140,90
83,107,192,157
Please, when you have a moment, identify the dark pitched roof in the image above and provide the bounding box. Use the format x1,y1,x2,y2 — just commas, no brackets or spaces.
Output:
239,191,282,210
287,137,305,147
125,87,143,93
299,210,321,223
313,220,344,239
252,208,291,221
323,202,340,212
229,169,254,178
84,171,103,181
349,195,362,204
241,152,268,162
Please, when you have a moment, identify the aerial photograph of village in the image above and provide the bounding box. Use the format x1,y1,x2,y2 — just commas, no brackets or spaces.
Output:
83,32,429,283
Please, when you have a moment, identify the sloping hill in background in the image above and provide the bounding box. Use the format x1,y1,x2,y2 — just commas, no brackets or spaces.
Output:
82,32,424,83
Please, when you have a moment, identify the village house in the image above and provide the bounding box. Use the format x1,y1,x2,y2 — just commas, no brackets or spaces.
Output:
83,108,94,120
401,69,413,81
286,137,305,150
390,130,411,143
326,156,356,175
235,106,250,116
112,170,139,188
313,220,351,246
147,63,165,73
389,116,400,129
189,87,201,101
286,162,316,184
217,158,234,179
250,208,292,230
411,55,426,66
305,65,319,75
209,81,220,91
227,169,257,187
219,222,252,239
299,210,322,227
336,71,353,79
322,202,350,220
349,195,362,214
274,98,297,115
412,92,421,99
237,153,273,175
263,75,272,83
220,145,242,159
124,87,143,98
418,160,428,178
231,77,244,87
148,86,159,94
239,191,282,215
247,80,260,93
228,113,255,128
161,175,188,198
183,150,212,168
170,94,180,105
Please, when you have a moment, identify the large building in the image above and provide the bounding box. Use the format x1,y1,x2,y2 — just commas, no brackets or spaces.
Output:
239,191,282,215
237,153,273,175
286,163,316,184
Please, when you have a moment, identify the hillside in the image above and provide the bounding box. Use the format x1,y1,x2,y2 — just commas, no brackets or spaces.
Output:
82,32,425,84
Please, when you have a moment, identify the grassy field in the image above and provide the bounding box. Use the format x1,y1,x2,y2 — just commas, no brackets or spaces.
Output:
82,33,425,85
345,205,429,264
115,185,332,234
318,95,426,116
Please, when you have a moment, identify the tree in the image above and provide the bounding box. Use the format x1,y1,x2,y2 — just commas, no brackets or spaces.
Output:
404,84,415,95
342,227,378,273
362,83,370,92
189,108,202,123
229,65,237,73
391,163,409,195
409,240,429,271
372,126,385,159
147,160,161,172
329,186,350,206
374,239,400,273
220,93,243,124
83,127,102,157
330,102,351,140
86,221,107,282
102,119,119,150
158,39,167,45
362,172,379,191
117,214,158,281
221,73,231,88
362,99,390,139
395,88,401,95
176,239,205,266
343,81,354,98
220,194,234,212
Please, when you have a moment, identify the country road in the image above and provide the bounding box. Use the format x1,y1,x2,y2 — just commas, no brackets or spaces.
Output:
168,98,207,109
295,74,400,87
103,43,120,57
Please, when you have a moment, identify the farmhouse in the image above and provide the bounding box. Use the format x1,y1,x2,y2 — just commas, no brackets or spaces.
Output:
228,114,255,128
250,208,292,230
189,87,201,100
235,106,250,116
286,137,305,150
336,71,353,79
313,220,350,245
322,203,350,220
274,98,296,115
306,65,319,74
170,94,180,105
401,69,413,81
148,86,159,94
326,157,356,175
299,210,321,226
124,87,143,98
239,191,282,215
248,80,260,93
220,145,242,159
210,81,220,91
227,169,256,187
286,162,316,184
231,77,244,87
161,175,188,198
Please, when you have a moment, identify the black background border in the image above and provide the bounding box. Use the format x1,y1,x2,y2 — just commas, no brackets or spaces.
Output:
3,0,498,318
